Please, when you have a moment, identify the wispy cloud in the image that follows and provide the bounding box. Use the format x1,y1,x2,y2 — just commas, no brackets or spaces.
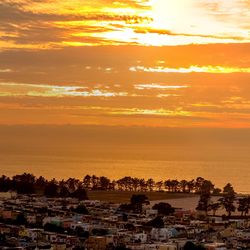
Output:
130,65,250,74
108,107,191,117
0,82,128,97
134,83,188,90
133,27,246,41
0,69,12,73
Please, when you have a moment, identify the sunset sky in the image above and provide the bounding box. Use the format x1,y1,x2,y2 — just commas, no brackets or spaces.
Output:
0,0,250,128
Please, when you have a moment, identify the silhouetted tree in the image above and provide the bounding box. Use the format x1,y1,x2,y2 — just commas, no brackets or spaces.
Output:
130,194,149,213
219,183,236,217
92,228,109,236
99,176,110,190
184,241,196,250
73,204,89,214
124,223,135,231
132,178,140,191
196,245,206,250
187,179,195,193
195,177,205,193
164,179,172,192
59,185,70,197
118,203,134,212
114,246,131,250
180,180,188,193
71,186,88,200
146,216,164,228
13,173,35,194
35,176,47,193
44,180,58,197
0,175,12,192
196,180,214,215
152,202,175,216
44,223,64,233
172,179,179,192
66,178,81,193
91,175,99,190
75,226,89,238
223,183,235,195
155,181,163,191
146,178,155,191
83,175,91,189
238,196,250,217
15,213,27,226
208,202,221,216
139,178,146,192
213,188,222,195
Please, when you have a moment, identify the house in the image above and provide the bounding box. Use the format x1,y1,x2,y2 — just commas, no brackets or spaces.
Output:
131,232,147,243
26,214,37,224
27,228,43,241
51,242,67,250
43,216,62,227
2,210,12,220
42,231,58,243
85,236,107,250
158,244,178,250
18,228,29,238
204,242,227,250
0,191,17,199
70,222,91,231
219,227,236,238
146,209,158,217
151,228,171,241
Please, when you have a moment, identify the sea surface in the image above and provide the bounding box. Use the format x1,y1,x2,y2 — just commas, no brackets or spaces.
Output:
0,157,249,194
0,125,249,194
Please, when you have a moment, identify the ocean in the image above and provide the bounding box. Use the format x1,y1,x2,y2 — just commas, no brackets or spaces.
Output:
0,125,249,194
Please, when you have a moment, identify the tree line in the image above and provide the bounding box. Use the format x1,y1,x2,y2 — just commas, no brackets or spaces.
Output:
0,173,225,196
80,175,223,194
0,173,88,200
0,172,249,219
1,173,248,218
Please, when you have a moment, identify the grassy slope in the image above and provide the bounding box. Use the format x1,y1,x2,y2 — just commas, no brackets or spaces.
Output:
88,190,196,203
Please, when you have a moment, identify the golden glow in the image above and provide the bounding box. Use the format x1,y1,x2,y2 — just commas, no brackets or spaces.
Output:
0,0,249,49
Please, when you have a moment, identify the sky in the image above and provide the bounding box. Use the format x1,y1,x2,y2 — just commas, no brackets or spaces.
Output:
1,1,250,191
0,0,250,128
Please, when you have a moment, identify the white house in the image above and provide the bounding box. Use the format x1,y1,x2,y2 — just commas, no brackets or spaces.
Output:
151,228,171,241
